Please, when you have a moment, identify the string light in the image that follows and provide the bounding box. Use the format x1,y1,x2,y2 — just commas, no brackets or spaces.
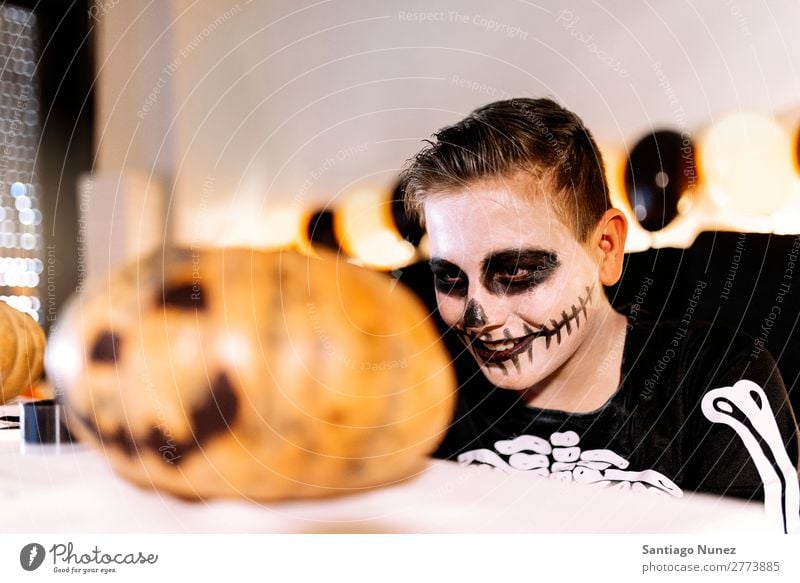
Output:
700,112,795,216
347,229,416,270
0,6,42,322
260,204,307,249
335,186,418,270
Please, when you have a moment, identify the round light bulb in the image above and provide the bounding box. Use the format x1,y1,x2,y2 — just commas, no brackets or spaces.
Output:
700,112,795,215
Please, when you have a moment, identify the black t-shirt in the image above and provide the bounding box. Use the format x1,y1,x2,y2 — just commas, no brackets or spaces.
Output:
435,314,800,531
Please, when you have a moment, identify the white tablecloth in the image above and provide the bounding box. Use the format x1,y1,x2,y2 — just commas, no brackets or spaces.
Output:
0,419,773,534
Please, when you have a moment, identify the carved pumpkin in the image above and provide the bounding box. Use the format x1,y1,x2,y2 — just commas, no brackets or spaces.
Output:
0,300,45,404
46,248,455,500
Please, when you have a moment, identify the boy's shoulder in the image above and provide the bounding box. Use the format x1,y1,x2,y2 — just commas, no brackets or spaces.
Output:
623,309,763,366
620,309,785,406
620,310,794,447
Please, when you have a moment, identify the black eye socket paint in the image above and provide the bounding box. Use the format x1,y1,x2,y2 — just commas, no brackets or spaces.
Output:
481,248,560,295
429,258,468,297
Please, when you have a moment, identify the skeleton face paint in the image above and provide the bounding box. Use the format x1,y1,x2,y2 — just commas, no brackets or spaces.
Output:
463,299,487,328
425,182,604,392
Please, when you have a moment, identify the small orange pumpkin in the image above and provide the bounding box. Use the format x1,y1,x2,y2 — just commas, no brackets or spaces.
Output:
0,300,45,404
46,248,455,500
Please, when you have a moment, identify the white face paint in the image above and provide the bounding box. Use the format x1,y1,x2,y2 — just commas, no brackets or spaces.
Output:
424,181,602,392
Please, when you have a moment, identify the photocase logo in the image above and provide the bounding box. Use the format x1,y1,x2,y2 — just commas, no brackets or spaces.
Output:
19,543,46,571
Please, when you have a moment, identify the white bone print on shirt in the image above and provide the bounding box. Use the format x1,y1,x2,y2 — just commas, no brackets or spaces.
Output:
701,379,800,534
457,430,683,497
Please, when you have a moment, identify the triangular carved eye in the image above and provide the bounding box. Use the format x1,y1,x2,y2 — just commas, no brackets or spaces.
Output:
90,331,121,363
159,283,205,310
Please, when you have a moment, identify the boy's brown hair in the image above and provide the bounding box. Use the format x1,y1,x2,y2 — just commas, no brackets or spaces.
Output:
400,97,611,242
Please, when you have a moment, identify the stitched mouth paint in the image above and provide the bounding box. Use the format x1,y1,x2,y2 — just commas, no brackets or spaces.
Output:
457,283,595,370
468,329,539,365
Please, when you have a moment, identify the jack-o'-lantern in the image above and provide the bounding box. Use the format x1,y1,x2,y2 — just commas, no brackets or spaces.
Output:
46,248,455,500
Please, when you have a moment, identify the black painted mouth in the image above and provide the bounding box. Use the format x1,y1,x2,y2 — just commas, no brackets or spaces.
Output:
455,283,595,374
470,332,541,364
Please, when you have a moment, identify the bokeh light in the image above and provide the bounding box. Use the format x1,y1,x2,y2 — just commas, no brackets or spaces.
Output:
700,112,795,216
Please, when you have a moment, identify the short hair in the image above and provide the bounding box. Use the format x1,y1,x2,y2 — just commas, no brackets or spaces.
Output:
399,97,611,242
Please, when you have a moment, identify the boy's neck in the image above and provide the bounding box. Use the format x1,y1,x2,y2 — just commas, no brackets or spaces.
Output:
521,299,628,413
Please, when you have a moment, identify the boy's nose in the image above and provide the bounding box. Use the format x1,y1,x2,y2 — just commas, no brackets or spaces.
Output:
462,288,506,335
463,298,487,328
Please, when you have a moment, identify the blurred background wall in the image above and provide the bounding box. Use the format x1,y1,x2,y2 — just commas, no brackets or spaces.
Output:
90,0,800,246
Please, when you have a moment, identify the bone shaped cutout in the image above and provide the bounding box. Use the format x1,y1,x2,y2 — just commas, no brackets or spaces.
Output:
701,379,800,534
70,371,240,467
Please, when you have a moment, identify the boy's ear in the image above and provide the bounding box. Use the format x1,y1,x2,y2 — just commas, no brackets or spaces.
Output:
592,209,627,286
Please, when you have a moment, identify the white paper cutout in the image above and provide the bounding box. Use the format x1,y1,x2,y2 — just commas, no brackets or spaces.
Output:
457,430,682,497
701,379,800,534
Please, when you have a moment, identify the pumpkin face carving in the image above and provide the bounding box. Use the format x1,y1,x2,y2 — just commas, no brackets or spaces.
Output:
46,248,456,500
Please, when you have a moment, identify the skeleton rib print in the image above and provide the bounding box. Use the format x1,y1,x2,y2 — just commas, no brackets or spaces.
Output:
457,429,683,497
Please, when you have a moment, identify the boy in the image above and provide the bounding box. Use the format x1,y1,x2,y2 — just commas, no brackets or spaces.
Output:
400,98,800,532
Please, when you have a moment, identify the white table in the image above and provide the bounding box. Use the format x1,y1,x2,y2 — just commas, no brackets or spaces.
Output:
0,412,774,534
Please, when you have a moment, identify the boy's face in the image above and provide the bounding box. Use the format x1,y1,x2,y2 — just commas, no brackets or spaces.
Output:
424,180,601,391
